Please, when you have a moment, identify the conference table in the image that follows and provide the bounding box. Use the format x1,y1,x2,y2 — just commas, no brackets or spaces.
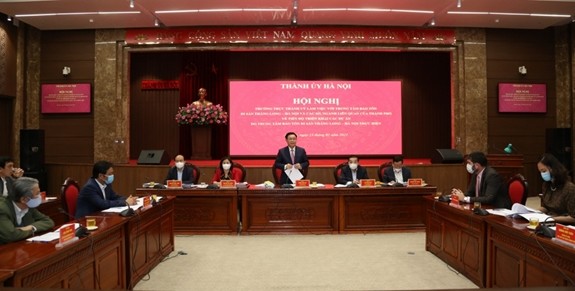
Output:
135,185,437,234
425,196,575,288
0,196,174,289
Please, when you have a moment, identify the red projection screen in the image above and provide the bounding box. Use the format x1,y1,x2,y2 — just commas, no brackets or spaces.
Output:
229,80,402,156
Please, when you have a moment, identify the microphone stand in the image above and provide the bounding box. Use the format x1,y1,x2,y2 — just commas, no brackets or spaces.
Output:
58,208,89,238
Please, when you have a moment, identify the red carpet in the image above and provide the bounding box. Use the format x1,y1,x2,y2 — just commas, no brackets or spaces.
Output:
129,158,431,167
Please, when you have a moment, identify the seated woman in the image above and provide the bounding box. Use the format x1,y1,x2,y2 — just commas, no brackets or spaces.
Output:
537,153,575,225
211,156,243,184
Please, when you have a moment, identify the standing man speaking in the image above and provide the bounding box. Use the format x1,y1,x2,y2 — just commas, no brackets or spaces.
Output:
274,132,310,185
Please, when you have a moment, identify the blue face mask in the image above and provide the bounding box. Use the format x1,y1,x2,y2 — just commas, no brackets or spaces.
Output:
26,195,42,208
540,171,551,182
105,174,115,185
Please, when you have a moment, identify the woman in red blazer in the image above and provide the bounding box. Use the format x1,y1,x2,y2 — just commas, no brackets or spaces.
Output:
211,156,243,184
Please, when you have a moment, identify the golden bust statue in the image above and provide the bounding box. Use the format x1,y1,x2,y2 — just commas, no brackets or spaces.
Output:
192,87,213,107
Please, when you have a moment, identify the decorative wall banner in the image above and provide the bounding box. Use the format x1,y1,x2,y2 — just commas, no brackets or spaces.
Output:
498,83,547,113
125,26,455,45
141,80,180,90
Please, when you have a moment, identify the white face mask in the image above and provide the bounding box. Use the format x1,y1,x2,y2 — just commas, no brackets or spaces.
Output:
348,163,358,170
466,163,475,174
222,163,231,170
175,162,185,169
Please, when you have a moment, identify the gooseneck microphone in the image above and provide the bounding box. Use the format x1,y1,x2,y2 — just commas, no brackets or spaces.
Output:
58,208,89,238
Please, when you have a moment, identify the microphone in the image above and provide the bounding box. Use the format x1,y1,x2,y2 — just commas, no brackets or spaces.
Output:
58,208,89,238
535,217,556,238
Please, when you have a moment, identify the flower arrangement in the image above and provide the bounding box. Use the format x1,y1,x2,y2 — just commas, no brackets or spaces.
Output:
175,103,228,126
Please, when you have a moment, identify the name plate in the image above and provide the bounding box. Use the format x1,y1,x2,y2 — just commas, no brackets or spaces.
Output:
556,224,575,245
360,179,376,188
166,180,182,188
407,178,424,187
59,224,76,244
295,179,311,188
143,196,151,207
220,180,237,188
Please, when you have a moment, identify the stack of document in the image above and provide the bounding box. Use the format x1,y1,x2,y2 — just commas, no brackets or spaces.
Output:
487,203,553,222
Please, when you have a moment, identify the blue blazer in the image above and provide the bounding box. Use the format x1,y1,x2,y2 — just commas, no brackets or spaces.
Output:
75,178,127,218
164,165,195,184
274,146,309,184
382,167,412,183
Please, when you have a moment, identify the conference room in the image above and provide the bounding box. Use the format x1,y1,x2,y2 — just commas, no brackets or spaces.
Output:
1,0,575,290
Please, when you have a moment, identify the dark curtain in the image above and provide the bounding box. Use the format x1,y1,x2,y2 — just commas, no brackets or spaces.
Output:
178,51,230,160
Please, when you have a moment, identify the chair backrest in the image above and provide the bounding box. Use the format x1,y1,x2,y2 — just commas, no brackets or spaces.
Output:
61,177,80,220
377,161,392,181
234,162,247,182
508,174,528,205
186,163,201,184
272,166,282,185
334,162,347,183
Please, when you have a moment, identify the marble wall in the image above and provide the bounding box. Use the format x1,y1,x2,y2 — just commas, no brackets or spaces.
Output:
94,30,128,163
455,28,488,154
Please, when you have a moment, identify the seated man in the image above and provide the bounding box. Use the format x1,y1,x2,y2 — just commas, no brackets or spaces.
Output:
382,155,412,184
164,154,196,184
338,155,369,185
0,156,25,199
451,151,512,209
0,177,54,245
75,160,137,218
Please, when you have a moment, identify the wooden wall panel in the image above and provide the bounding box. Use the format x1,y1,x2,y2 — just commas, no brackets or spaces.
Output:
39,30,95,164
129,52,182,161
486,28,556,197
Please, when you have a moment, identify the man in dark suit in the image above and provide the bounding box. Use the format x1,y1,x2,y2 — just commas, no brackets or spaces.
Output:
452,151,512,209
75,161,138,218
164,154,196,184
0,177,54,245
274,132,310,185
338,155,369,185
0,156,25,199
382,155,412,184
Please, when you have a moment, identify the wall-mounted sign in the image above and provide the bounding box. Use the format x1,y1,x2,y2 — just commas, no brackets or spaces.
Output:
498,83,546,113
41,83,91,114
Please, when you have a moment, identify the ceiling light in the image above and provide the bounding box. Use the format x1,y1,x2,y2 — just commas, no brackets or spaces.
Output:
430,18,436,26
457,0,462,8
154,18,159,26
7,15,11,21
130,0,134,8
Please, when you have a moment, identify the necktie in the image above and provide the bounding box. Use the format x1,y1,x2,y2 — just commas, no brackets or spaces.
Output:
290,149,295,164
475,173,481,197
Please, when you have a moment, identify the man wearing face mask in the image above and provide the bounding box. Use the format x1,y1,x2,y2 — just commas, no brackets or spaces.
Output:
164,154,196,184
452,151,512,209
0,177,54,244
382,155,412,184
75,160,138,218
338,156,369,185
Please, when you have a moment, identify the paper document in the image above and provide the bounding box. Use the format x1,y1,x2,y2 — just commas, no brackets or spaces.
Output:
507,203,554,222
27,223,82,242
102,197,145,213
285,168,304,183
